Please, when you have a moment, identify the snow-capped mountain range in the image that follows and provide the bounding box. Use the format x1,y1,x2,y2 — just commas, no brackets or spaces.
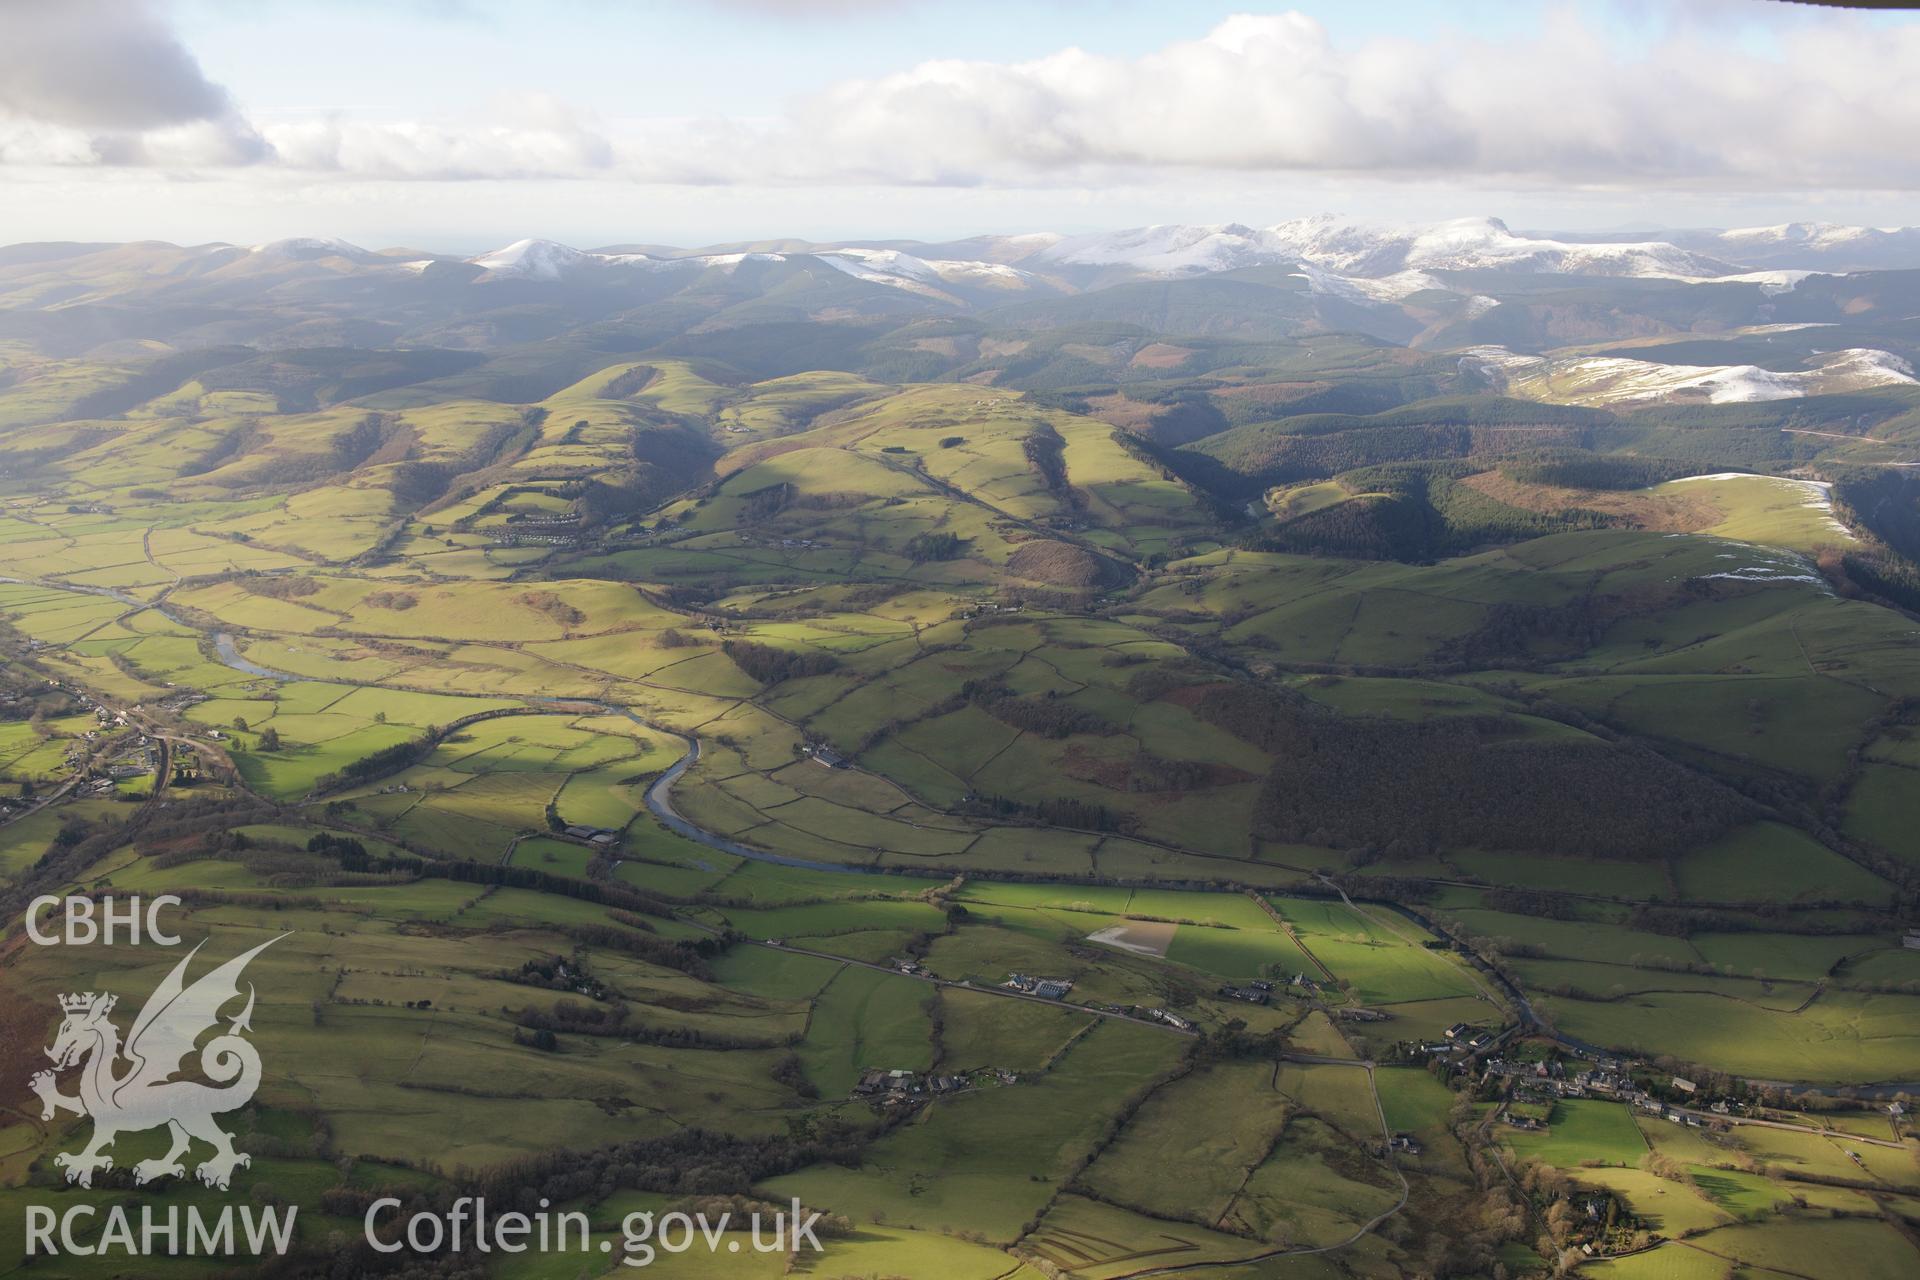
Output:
356,216,1920,298
5,216,1916,334
451,218,1751,287
453,237,1026,285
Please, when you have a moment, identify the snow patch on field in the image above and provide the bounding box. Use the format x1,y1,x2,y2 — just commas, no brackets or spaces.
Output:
1699,566,1826,585
1687,538,1830,588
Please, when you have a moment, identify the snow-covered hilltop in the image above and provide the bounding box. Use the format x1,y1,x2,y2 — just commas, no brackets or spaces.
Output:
246,236,384,262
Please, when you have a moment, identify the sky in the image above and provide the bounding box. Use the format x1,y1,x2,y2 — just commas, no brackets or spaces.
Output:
2,0,1919,250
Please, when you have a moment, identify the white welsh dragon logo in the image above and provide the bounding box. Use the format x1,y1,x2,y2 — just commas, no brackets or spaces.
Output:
29,935,286,1190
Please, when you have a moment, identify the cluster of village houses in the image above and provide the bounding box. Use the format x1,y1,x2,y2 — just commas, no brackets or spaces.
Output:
1422,1024,1728,1124
80,696,160,794
4,682,213,804
495,531,577,547
490,513,581,548
1439,1031,1911,1144
736,534,823,550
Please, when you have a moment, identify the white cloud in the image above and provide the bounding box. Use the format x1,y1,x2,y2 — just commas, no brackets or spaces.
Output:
0,0,267,165
745,11,1920,190
265,94,613,180
0,0,231,128
5,8,1920,195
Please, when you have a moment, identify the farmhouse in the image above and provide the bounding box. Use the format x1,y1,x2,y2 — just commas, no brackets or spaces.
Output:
1004,973,1073,999
852,1068,926,1102
805,745,848,769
